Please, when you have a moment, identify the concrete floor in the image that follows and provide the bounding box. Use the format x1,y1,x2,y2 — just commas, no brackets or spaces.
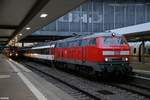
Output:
0,55,37,100
0,55,76,100
130,62,150,71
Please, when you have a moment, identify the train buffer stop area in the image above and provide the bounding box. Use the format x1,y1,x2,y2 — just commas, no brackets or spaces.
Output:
1,0,150,100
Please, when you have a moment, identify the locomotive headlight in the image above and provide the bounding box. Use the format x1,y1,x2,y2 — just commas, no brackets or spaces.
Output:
105,58,108,62
10,53,12,56
125,58,128,61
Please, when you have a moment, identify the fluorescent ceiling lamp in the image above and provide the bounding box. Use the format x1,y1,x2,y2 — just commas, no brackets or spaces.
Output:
40,13,48,18
19,33,22,36
109,3,144,6
26,27,31,30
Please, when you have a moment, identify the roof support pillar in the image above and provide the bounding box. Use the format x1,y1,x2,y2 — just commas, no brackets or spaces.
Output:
22,42,24,47
141,40,145,64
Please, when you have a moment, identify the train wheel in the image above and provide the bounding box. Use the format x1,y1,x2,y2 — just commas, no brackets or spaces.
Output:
95,71,101,79
63,63,68,69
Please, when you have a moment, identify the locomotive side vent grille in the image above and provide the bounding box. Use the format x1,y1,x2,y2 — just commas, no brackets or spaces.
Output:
97,90,114,95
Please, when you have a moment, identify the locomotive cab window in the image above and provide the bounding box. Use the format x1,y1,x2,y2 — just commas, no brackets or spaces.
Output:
103,36,127,46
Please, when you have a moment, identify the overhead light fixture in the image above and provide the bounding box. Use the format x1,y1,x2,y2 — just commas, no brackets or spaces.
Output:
40,13,48,18
19,33,22,36
26,27,31,30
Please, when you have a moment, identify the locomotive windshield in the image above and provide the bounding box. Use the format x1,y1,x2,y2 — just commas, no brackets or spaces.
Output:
103,36,127,46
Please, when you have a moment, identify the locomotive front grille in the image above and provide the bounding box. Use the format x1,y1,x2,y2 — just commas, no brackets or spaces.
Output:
106,57,126,62
111,58,123,61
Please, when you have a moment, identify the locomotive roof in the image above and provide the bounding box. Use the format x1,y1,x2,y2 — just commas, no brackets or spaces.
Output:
83,32,122,39
31,32,122,48
56,32,122,43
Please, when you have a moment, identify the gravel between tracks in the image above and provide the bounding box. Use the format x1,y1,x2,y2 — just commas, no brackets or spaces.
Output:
23,61,149,100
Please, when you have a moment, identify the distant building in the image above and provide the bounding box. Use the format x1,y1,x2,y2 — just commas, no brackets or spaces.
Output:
33,0,150,35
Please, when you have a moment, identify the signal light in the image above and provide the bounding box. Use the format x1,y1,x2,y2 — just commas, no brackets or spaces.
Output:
112,33,116,37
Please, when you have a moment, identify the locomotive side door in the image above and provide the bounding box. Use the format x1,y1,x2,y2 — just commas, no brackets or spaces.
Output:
82,47,86,62
82,39,87,63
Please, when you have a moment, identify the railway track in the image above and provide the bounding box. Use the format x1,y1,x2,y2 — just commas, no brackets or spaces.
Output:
103,73,150,98
22,62,102,100
106,82,150,98
17,60,149,100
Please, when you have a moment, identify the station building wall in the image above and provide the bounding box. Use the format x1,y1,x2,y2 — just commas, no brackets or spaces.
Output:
33,0,150,35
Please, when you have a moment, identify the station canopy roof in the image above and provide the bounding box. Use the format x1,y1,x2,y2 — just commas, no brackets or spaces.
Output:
0,0,87,45
111,22,150,42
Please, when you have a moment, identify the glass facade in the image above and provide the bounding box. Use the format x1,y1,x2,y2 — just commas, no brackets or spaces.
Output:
33,0,150,35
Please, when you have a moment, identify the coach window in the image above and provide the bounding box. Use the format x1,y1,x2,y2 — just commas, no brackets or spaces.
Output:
45,48,47,54
41,49,44,54
40,49,42,54
46,48,49,54
41,49,43,54
36,49,39,54
35,49,37,54
39,49,42,54
44,49,46,54
133,48,136,54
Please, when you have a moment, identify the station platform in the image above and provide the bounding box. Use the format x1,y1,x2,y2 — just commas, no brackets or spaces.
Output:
0,54,76,100
130,62,150,78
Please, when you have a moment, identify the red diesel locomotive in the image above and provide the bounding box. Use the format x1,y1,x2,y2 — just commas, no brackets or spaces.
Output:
24,32,132,77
